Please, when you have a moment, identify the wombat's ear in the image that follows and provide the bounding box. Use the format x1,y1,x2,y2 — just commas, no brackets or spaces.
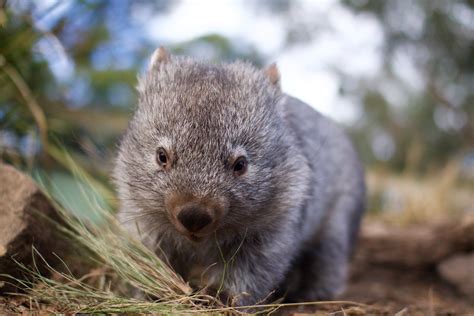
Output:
264,63,281,87
149,46,170,70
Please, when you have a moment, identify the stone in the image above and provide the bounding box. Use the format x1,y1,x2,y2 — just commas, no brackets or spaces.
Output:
356,218,474,268
0,163,67,293
438,253,474,299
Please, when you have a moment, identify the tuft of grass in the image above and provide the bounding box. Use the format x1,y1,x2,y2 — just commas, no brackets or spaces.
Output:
4,149,216,313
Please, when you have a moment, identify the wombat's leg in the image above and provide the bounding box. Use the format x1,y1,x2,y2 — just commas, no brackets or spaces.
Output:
212,228,299,306
287,194,364,302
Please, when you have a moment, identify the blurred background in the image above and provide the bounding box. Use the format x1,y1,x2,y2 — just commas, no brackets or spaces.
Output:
1,0,473,224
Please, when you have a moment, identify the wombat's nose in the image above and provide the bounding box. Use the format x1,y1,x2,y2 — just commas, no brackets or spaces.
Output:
177,206,213,233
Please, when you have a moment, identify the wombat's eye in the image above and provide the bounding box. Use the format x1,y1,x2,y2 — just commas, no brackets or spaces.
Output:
233,156,248,176
156,147,169,169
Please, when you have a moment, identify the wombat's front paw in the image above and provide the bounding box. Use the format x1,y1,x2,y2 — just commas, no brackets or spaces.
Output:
200,287,231,306
202,287,255,307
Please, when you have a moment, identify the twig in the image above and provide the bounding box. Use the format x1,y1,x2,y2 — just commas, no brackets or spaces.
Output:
0,54,49,153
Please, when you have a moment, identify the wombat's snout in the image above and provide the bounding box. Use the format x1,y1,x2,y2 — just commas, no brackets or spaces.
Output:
166,193,225,240
177,205,213,233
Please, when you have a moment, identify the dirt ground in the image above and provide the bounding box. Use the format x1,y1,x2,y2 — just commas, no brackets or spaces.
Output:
1,220,473,315
283,220,474,315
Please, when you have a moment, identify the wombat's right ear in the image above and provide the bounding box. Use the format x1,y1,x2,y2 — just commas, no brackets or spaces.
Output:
149,46,170,70
264,63,281,88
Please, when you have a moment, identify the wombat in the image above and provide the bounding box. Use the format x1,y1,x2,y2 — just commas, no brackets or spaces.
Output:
114,47,365,305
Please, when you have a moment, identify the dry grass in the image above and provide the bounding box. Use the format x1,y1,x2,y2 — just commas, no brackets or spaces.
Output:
367,161,473,226
4,153,210,313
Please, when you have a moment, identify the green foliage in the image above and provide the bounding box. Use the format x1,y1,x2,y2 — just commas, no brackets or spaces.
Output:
341,0,474,169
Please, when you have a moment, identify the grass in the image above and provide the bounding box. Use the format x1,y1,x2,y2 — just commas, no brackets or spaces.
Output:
6,152,207,313
366,161,472,226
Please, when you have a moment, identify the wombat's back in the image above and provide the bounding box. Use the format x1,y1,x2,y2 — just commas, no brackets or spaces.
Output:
280,95,365,245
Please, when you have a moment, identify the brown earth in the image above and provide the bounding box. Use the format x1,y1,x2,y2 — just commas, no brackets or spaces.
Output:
1,219,473,315
283,219,474,315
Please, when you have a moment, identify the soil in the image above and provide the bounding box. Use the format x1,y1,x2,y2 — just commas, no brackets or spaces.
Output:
1,220,473,315
282,220,474,315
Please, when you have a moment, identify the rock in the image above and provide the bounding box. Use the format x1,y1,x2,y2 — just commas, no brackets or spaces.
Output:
438,253,474,299
0,163,67,293
355,218,474,268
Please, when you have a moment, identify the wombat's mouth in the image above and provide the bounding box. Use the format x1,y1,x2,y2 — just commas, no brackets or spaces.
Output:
188,234,205,243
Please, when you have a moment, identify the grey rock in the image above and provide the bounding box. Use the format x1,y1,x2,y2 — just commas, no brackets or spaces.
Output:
438,253,474,299
0,163,66,293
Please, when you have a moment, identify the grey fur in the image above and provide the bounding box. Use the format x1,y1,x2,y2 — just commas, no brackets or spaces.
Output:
114,53,365,305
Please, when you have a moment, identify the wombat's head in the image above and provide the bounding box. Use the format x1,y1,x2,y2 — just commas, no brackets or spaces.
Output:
115,48,301,242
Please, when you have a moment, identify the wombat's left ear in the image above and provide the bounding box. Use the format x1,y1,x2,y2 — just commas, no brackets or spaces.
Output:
264,63,281,87
149,46,170,70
